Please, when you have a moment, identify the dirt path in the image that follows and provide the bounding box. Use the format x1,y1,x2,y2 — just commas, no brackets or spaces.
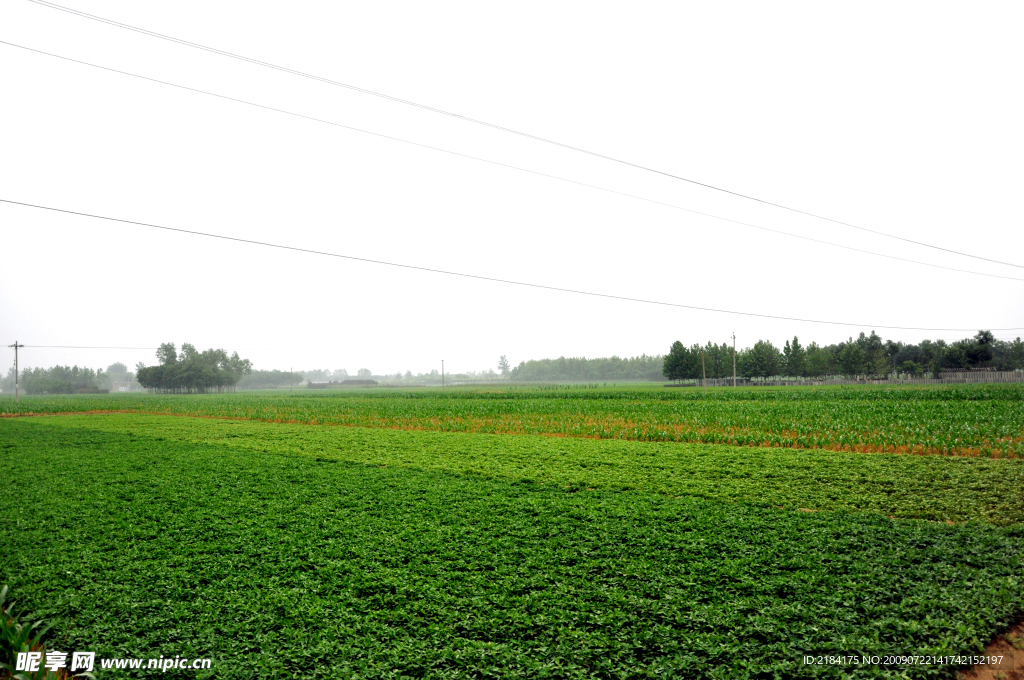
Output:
960,621,1024,679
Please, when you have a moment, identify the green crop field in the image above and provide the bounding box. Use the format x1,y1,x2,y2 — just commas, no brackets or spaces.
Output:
3,383,1024,457
2,385,1024,678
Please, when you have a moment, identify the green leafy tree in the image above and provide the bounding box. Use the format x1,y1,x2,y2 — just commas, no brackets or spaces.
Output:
662,342,687,382
18,365,105,394
137,342,252,393
804,342,831,377
782,336,806,377
899,361,923,377
497,355,511,376
1007,338,1024,370
156,342,178,366
703,342,731,379
837,339,866,377
741,340,781,380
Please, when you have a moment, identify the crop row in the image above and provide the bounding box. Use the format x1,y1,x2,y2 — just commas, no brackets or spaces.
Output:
4,384,1023,457
23,414,1024,524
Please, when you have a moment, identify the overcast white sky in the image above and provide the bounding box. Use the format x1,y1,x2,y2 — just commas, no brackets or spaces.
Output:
2,0,1023,376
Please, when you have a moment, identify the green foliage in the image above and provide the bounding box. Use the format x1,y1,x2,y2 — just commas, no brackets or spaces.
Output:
783,336,806,377
26,414,1024,524
662,341,687,381
15,366,106,396
740,339,782,379
3,383,1024,457
235,369,303,390
3,418,1024,679
136,342,252,393
899,361,924,377
513,354,665,382
0,586,62,680
662,342,732,381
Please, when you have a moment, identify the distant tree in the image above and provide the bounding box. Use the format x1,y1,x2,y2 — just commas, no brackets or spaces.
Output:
236,369,304,390
742,340,781,380
106,362,129,376
137,342,252,393
893,342,920,368
19,365,105,394
703,342,731,379
156,342,178,366
782,336,806,377
804,342,830,377
853,331,889,377
357,368,372,379
837,339,866,377
884,340,903,373
899,361,923,377
498,355,511,376
180,343,200,363
944,343,970,370
1007,338,1024,370
964,331,994,367
99,361,139,390
662,341,687,382
916,339,946,375
869,351,892,377
304,369,332,382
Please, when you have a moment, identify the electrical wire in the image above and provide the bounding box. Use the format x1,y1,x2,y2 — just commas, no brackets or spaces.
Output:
20,345,275,350
23,345,158,349
23,0,1024,271
2,197,1021,333
2,40,1022,284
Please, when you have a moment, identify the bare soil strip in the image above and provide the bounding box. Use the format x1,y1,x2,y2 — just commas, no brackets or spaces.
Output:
960,621,1024,679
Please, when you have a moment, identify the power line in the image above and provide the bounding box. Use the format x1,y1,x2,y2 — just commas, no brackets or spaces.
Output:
2,197,1021,333
24,0,1024,272
24,345,158,349
2,41,1021,285
18,345,278,350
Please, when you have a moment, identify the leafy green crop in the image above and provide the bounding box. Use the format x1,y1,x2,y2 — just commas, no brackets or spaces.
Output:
29,414,1024,525
3,383,1022,456
2,417,1023,679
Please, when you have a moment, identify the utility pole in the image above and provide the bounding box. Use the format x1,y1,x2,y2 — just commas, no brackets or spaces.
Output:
731,333,737,388
701,348,707,393
290,367,293,391
441,360,445,388
8,341,23,404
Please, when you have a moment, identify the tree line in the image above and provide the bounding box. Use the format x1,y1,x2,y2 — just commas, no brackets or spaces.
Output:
135,343,252,393
236,369,305,390
663,331,1024,381
2,362,141,395
508,355,665,382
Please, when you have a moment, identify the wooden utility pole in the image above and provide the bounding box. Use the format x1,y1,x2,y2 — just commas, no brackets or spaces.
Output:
441,360,445,388
701,348,707,393
731,333,737,388
8,341,23,403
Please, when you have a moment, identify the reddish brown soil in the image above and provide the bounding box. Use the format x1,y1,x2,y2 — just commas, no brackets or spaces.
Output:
959,621,1024,679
